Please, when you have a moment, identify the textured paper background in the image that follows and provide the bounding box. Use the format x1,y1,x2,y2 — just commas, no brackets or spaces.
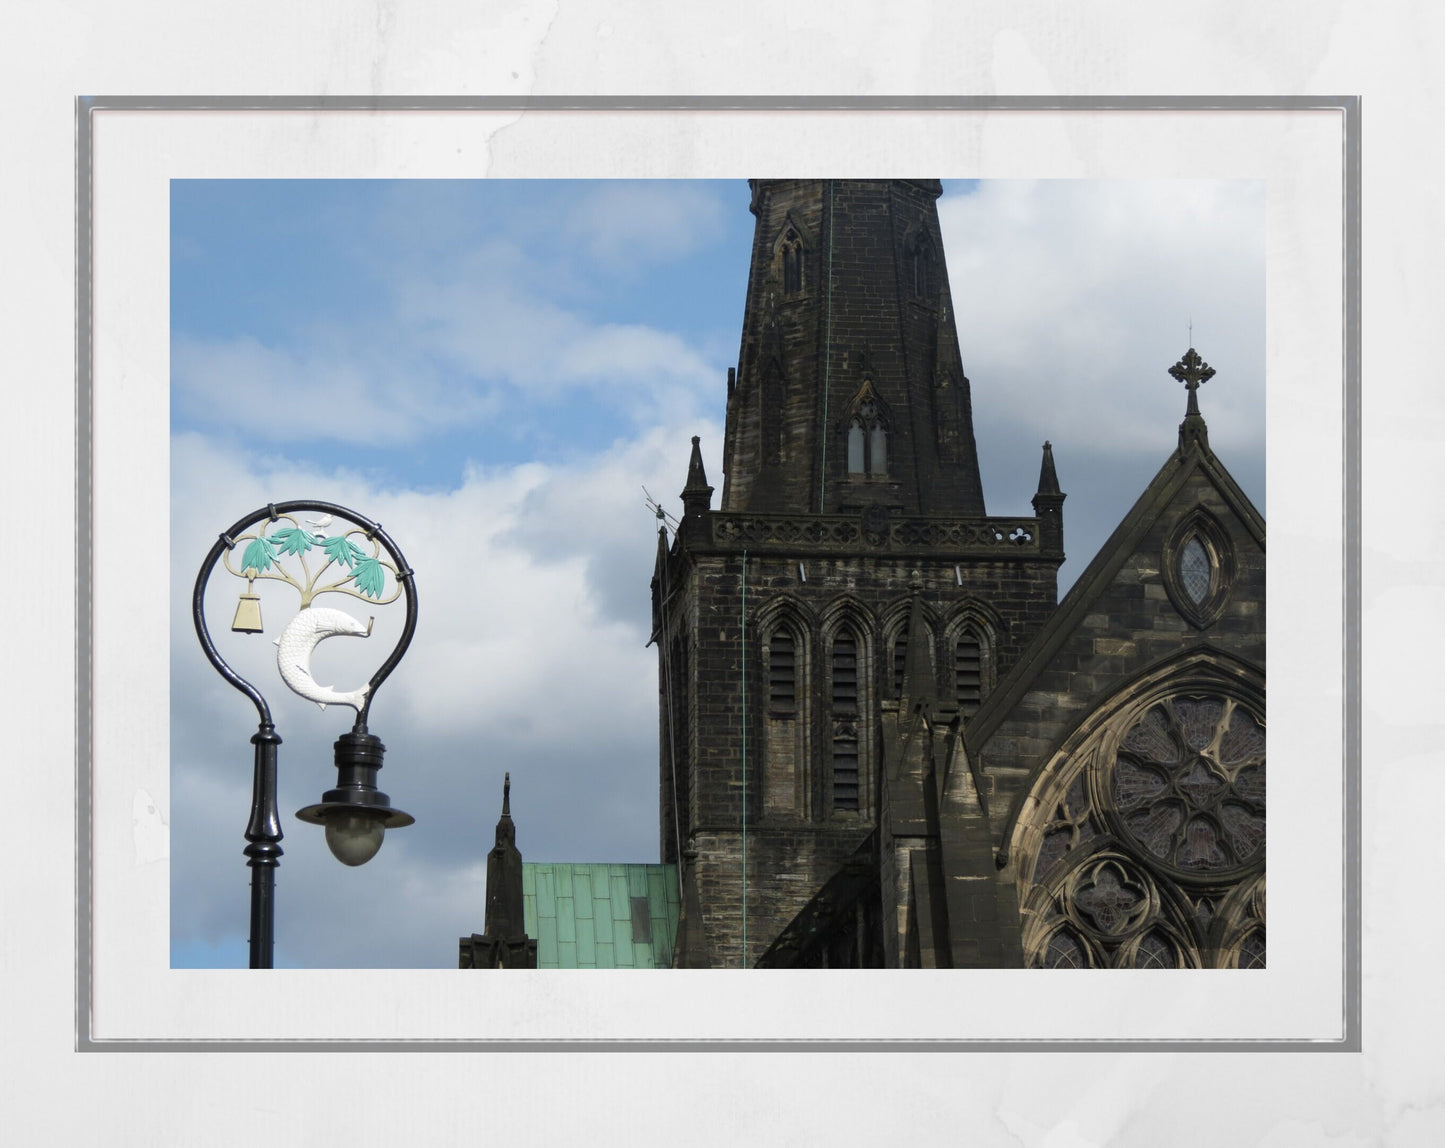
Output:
5,2,1435,1143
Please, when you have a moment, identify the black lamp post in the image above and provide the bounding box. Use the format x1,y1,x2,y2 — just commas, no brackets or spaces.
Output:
192,500,418,969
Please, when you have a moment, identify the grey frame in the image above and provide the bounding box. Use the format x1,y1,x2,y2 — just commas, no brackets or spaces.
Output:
75,94,1360,1051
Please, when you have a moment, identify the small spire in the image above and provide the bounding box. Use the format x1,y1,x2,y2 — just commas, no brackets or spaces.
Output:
493,772,516,851
482,771,526,948
681,435,714,517
1032,441,1066,559
1035,441,1061,496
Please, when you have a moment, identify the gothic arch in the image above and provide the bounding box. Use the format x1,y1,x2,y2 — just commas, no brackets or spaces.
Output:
902,226,939,300
1008,648,1265,969
770,213,812,296
843,378,893,479
943,601,1001,716
755,596,815,820
817,594,878,640
879,597,939,699
819,598,878,819
1022,844,1204,969
754,593,817,634
755,595,815,716
1214,872,1267,968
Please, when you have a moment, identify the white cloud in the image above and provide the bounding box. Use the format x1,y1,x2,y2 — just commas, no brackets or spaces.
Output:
174,263,720,451
940,180,1265,456
171,332,499,447
169,406,710,966
394,276,718,410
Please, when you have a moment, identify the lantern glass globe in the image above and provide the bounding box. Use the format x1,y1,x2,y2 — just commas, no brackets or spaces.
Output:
324,810,386,866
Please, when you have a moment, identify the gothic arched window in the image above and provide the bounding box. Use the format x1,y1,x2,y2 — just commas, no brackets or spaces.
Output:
954,630,984,714
780,226,804,295
907,232,936,298
848,420,865,474
945,611,996,718
769,628,796,708
846,387,888,478
762,614,810,818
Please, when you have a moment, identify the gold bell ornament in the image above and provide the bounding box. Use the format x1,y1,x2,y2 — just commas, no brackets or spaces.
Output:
231,577,264,634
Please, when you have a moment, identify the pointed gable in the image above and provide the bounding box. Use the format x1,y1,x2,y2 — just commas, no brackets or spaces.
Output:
943,350,1266,970
965,416,1264,794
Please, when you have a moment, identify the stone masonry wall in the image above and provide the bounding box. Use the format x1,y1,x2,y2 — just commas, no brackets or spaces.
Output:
673,539,1059,964
976,468,1265,876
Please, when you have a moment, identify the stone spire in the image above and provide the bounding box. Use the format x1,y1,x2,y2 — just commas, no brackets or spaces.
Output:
680,435,713,519
482,773,526,945
458,773,538,968
720,180,987,517
1032,441,1066,559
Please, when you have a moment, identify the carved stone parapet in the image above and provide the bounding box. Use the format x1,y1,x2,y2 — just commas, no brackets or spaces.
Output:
705,512,1044,557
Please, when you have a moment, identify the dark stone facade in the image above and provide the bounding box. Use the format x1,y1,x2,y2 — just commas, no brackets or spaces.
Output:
974,416,1267,969
654,180,1265,969
722,179,986,517
655,180,1066,967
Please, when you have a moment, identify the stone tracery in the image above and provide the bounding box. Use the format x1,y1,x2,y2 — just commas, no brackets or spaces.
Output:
1019,687,1265,969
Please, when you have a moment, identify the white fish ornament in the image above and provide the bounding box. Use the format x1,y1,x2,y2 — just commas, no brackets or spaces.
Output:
274,607,374,711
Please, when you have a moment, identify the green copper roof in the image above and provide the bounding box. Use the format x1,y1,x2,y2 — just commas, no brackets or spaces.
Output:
522,863,680,969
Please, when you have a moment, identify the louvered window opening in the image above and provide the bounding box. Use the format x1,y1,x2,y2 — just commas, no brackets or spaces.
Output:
769,630,796,707
892,638,907,696
832,635,858,714
832,634,860,810
955,634,982,713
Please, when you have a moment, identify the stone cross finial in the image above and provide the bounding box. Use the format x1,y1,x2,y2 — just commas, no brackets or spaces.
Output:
1168,348,1216,417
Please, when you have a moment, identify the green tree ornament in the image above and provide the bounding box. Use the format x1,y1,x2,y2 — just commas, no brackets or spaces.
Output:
353,556,386,598
270,527,317,556
322,535,365,568
240,535,278,575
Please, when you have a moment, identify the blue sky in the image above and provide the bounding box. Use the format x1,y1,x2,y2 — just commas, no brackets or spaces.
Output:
173,180,756,482
170,178,1264,968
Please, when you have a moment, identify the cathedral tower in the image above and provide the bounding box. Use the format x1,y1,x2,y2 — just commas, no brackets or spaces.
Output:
654,180,1065,968
722,179,986,517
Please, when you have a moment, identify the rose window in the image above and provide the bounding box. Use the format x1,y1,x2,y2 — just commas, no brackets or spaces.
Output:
1111,696,1264,879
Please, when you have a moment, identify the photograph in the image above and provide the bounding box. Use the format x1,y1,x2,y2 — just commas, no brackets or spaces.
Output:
170,176,1266,972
